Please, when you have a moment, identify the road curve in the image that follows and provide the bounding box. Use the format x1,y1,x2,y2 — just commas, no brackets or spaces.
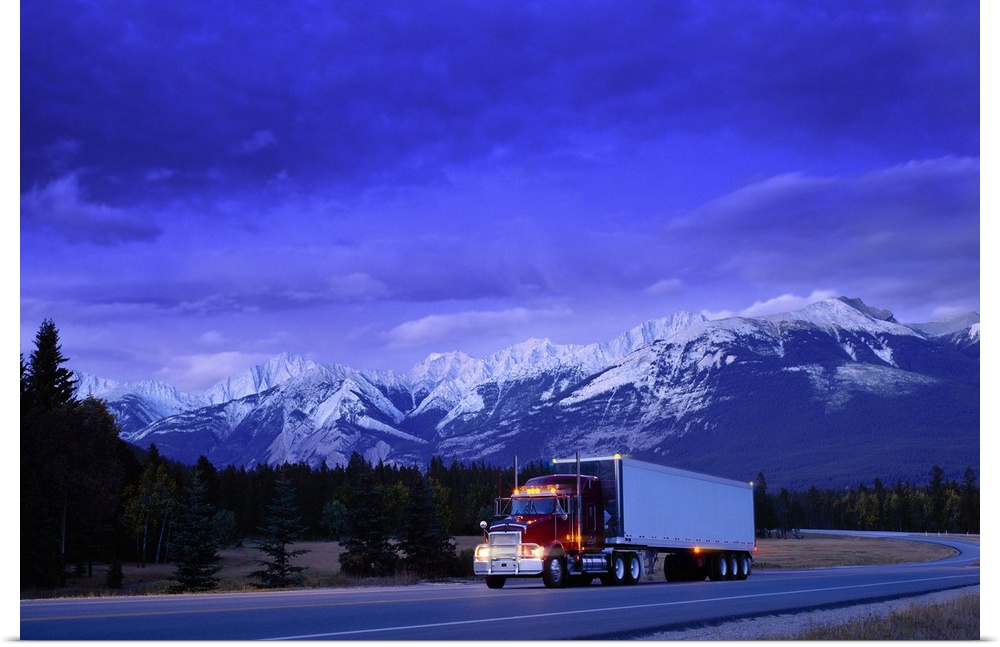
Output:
20,532,979,640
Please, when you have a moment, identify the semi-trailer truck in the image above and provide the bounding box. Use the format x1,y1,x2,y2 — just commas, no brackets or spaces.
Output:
473,454,756,588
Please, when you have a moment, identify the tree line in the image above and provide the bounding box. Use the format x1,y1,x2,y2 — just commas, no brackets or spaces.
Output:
752,467,979,537
21,319,979,592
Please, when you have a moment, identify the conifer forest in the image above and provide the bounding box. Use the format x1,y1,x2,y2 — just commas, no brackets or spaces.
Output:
21,320,979,591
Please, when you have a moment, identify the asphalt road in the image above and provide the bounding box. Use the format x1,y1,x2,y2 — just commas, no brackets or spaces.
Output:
19,532,979,640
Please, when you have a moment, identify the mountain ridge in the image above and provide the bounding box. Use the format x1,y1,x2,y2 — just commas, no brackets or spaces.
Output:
76,297,979,490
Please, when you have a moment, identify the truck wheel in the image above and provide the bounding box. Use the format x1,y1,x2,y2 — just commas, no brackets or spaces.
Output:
725,553,738,581
624,552,641,584
709,553,727,581
485,575,506,589
542,555,568,588
603,553,627,585
737,553,752,580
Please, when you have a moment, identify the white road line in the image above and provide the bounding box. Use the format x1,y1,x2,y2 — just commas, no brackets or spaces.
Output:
264,574,976,640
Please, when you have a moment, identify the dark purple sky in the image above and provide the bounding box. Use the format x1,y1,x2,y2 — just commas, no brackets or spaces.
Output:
19,1,980,392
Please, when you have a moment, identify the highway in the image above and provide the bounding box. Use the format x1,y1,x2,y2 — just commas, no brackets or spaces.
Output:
20,533,979,640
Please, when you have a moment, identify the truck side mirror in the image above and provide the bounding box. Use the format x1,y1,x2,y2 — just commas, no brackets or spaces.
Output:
480,520,488,530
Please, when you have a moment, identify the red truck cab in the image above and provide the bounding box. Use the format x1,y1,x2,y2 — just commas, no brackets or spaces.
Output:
473,473,606,588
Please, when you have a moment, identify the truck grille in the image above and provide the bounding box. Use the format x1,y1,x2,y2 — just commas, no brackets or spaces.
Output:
488,531,520,558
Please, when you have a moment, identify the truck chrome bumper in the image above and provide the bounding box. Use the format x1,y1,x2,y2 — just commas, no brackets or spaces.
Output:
474,557,543,576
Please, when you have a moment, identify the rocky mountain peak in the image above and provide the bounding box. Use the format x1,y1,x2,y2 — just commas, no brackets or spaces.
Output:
81,298,979,490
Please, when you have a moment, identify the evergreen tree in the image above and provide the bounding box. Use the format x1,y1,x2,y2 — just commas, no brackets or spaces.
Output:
20,353,29,408
397,475,460,578
22,318,78,413
339,475,396,577
61,397,129,573
212,509,239,548
21,322,74,588
958,466,979,533
752,472,775,536
20,320,127,589
169,471,222,593
194,455,222,508
321,499,349,540
926,465,947,532
250,472,310,588
20,418,62,588
774,487,793,537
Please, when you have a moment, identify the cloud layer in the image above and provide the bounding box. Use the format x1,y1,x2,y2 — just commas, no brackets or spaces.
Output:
20,1,979,391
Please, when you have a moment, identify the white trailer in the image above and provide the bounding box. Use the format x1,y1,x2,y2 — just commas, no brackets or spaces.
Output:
584,457,756,552
551,455,756,582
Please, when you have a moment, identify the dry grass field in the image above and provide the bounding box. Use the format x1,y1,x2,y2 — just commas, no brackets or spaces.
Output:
751,532,963,569
22,532,966,599
773,593,980,640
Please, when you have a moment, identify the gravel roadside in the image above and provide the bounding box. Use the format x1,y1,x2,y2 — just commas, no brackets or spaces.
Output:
627,585,980,640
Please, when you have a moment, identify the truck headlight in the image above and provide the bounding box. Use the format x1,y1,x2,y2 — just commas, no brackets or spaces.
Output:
519,544,544,559
474,545,491,561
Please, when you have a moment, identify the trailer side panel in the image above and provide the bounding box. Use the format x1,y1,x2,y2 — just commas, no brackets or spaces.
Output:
614,458,755,552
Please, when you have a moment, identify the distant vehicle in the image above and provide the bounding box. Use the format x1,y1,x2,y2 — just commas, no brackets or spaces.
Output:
473,454,756,588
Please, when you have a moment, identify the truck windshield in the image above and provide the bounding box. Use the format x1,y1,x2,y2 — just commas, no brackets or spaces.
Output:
511,497,560,515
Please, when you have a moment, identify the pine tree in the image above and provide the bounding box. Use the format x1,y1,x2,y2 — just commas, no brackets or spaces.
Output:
194,455,221,508
22,319,78,413
339,475,397,577
169,471,222,593
20,353,29,408
753,472,775,536
321,499,349,540
21,320,127,589
212,509,239,548
958,466,979,533
397,475,460,578
250,472,310,588
926,465,947,532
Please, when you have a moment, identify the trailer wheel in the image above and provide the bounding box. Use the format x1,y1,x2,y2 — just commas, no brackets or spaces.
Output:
624,552,641,584
485,575,506,589
736,553,752,580
542,554,568,588
663,555,681,582
725,553,738,581
685,553,706,581
665,553,700,581
709,553,727,581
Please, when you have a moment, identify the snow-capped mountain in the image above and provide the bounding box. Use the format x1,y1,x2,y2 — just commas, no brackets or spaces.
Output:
76,297,979,490
74,373,209,433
